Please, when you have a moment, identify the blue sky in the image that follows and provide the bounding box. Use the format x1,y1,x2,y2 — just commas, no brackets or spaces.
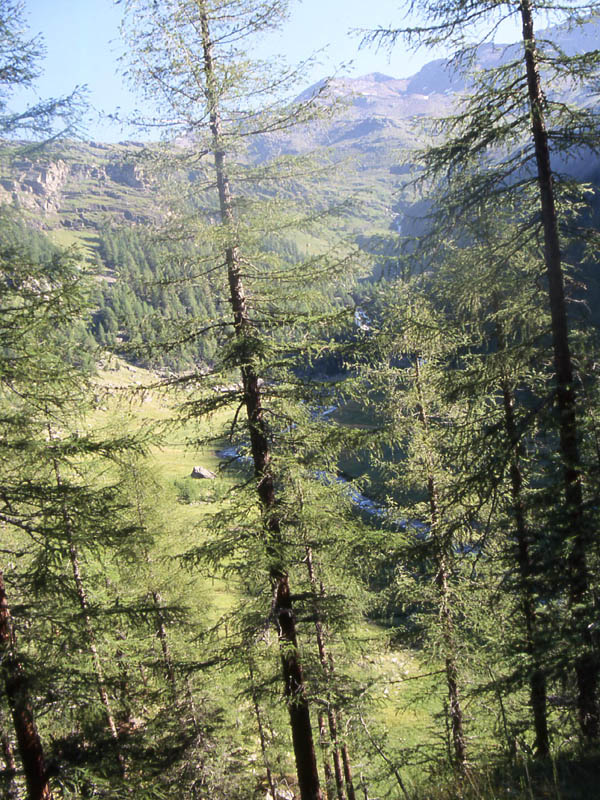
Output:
17,1,520,141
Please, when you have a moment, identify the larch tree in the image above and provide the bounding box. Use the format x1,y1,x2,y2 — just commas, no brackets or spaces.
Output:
120,2,360,798
420,196,558,757
365,0,600,745
0,232,145,794
0,230,96,799
351,284,476,775
0,9,144,777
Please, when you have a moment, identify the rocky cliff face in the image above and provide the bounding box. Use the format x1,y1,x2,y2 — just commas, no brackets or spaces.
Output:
1,14,598,239
0,143,150,229
0,158,70,214
105,160,145,188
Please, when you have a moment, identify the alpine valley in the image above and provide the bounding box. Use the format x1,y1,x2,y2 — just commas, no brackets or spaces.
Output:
2,5,600,800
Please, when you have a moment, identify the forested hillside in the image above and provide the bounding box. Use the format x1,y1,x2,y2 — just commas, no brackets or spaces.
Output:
2,2,600,800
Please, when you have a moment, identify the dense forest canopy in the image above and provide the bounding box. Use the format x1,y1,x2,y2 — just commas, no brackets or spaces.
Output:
1,1,600,799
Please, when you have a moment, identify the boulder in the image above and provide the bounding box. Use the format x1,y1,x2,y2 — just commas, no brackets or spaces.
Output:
191,465,216,480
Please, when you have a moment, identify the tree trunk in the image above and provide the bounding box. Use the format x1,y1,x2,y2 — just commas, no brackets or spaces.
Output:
414,357,468,773
48,448,126,777
184,678,201,738
0,571,53,800
198,7,322,798
152,586,202,739
131,473,179,705
151,591,177,700
518,0,598,742
66,541,126,777
359,716,409,800
0,712,20,800
304,547,354,800
340,744,356,800
500,375,550,757
317,710,336,800
248,662,278,800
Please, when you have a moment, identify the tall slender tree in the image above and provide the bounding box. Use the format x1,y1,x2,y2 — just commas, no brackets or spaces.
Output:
423,199,557,756
353,286,473,773
366,0,600,744
0,226,89,798
119,2,364,795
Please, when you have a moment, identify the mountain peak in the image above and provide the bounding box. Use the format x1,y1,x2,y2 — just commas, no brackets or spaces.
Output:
360,72,398,83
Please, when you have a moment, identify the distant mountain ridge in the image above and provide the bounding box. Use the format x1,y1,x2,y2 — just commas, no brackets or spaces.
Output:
298,14,600,127
1,15,599,239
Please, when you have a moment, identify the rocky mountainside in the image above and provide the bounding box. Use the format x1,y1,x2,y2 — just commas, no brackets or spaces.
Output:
1,15,599,243
0,141,152,233
292,14,600,143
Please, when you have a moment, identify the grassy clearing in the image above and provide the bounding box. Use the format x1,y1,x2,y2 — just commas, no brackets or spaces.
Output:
91,358,243,620
49,227,99,260
91,359,533,798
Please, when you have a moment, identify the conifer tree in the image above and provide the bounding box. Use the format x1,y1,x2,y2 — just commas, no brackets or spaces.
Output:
366,0,600,745
433,199,558,757
121,2,360,796
0,229,88,798
0,5,90,792
401,196,556,756
352,285,474,774
122,5,320,796
0,220,152,797
0,0,82,141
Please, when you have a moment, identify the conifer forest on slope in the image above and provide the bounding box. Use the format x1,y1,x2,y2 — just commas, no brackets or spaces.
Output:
2,1,600,799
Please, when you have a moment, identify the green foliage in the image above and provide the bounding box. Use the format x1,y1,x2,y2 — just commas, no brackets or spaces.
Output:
91,225,222,369
2,0,600,797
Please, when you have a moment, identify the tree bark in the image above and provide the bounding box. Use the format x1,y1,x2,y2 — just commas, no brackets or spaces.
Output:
304,547,354,800
317,710,336,800
248,661,278,800
340,744,356,800
0,571,53,800
414,357,468,773
494,308,550,757
518,0,598,742
500,377,550,757
151,590,177,700
0,713,20,800
48,446,126,777
198,7,322,798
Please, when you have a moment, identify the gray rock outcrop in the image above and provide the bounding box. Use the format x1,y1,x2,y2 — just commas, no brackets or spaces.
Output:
191,466,216,479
